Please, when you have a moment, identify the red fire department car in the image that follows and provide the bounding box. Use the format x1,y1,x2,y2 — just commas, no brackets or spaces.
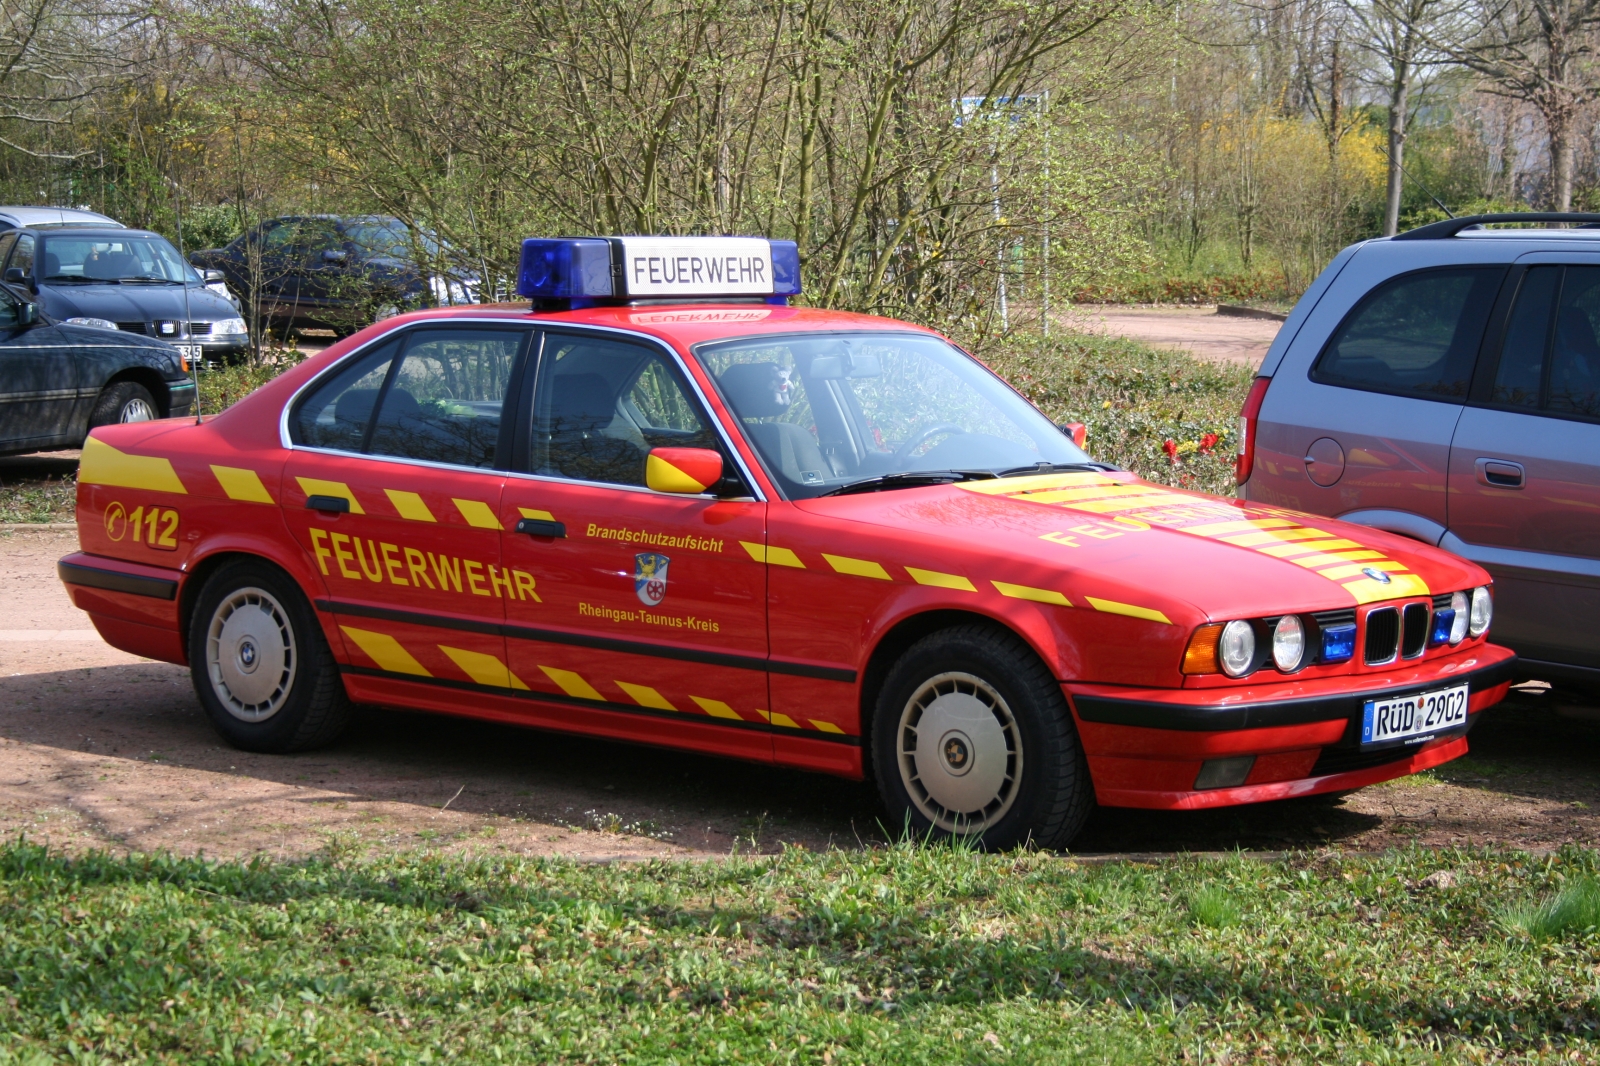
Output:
58,235,1515,849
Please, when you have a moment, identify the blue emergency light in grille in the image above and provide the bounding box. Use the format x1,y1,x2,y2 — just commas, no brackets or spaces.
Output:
517,236,801,307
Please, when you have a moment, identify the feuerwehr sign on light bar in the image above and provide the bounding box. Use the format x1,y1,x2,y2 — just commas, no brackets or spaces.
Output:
617,236,774,297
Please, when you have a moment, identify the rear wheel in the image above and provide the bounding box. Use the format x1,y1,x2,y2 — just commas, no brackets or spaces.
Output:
872,623,1092,851
188,560,351,752
89,382,158,427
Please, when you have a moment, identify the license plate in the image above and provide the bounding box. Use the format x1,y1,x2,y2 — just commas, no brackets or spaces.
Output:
174,344,202,360
1362,683,1469,747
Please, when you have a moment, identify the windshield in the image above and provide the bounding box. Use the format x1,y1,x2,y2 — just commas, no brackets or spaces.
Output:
697,331,1089,498
41,235,201,284
344,220,442,260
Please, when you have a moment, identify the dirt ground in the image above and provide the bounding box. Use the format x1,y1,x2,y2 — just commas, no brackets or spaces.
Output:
3,524,1598,863
1065,304,1283,369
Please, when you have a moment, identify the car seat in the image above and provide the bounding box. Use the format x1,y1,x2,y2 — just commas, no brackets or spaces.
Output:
717,361,828,487
42,252,59,279
544,372,645,484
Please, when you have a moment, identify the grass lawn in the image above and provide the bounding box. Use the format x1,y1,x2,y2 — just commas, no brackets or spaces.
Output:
3,841,1600,1063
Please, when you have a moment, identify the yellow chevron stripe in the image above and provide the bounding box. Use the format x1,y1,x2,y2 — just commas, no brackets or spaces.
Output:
905,567,977,591
79,437,187,494
296,478,364,514
691,696,744,720
453,498,502,529
439,646,528,690
386,489,436,522
1344,572,1430,603
1184,518,1297,536
992,581,1071,606
823,554,891,580
340,626,429,676
540,666,603,700
809,719,846,734
616,681,676,710
740,541,805,568
1219,527,1334,546
210,465,273,503
518,506,556,522
1086,597,1172,625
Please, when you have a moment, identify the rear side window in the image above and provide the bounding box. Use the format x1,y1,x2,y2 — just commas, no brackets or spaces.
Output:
1490,265,1600,420
1313,267,1503,400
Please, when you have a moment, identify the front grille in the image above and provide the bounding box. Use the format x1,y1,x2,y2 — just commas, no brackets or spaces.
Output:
1432,592,1454,611
1313,608,1357,630
1365,607,1400,664
1311,744,1417,777
116,321,146,334
187,321,212,335
1401,603,1430,658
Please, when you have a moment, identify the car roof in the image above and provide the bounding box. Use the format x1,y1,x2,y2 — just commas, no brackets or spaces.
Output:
0,206,122,228
371,301,939,349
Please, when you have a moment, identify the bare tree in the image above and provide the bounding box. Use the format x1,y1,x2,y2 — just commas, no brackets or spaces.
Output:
1444,0,1600,211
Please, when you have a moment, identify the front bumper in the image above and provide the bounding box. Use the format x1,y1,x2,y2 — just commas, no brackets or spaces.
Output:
167,379,196,417
1067,644,1517,809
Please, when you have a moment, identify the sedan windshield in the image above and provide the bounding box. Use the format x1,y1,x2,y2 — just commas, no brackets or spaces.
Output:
344,220,443,260
697,331,1090,498
41,235,201,284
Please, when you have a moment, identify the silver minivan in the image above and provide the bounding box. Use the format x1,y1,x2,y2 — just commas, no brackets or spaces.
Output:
1241,213,1600,694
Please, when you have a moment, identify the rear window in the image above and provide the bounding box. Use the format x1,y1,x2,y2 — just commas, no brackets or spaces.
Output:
1313,267,1504,400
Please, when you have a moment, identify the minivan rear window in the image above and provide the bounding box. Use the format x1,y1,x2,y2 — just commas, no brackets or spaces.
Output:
1312,267,1504,400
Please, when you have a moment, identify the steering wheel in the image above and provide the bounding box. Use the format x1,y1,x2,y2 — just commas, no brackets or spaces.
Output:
894,423,967,462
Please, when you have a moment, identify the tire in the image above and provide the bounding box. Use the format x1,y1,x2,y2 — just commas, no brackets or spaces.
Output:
188,560,352,753
88,382,159,427
871,623,1092,851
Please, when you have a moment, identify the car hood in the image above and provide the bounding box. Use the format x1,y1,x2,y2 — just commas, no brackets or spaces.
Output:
793,469,1488,626
41,282,237,322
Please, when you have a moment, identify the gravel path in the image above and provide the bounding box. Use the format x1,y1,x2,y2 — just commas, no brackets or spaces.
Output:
1065,304,1283,369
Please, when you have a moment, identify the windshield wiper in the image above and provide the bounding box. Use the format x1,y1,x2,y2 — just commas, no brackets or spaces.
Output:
995,461,1120,478
42,274,92,282
117,275,183,284
821,470,996,497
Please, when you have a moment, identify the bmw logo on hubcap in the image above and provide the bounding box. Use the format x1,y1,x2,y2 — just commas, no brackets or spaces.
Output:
941,732,973,775
239,640,257,669
1362,567,1392,584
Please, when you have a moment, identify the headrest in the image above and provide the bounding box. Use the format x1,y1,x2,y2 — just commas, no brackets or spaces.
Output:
718,361,792,418
334,388,382,427
42,252,59,278
548,373,617,431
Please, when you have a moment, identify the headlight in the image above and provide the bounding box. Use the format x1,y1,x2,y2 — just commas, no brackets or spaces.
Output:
213,317,248,336
1272,615,1305,671
1469,586,1493,638
1448,591,1469,644
1219,619,1256,677
65,316,118,331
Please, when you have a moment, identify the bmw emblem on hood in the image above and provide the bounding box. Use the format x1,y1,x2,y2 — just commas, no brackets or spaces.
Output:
1362,567,1392,584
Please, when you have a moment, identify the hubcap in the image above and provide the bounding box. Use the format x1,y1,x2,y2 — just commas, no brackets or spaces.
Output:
206,587,296,722
120,397,156,423
897,671,1023,835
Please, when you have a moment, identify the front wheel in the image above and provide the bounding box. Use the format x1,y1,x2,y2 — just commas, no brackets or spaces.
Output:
89,382,158,427
188,560,352,752
871,624,1092,851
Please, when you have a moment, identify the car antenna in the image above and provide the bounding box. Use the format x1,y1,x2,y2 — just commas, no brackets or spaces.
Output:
1379,144,1453,220
166,176,200,424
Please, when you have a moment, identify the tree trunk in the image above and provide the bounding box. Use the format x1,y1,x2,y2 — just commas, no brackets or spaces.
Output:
1384,58,1411,236
1550,113,1574,211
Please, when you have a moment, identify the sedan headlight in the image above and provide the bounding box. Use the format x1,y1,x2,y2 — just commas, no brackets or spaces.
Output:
1272,615,1305,672
1469,586,1493,638
64,316,118,331
213,317,248,336
1219,619,1256,677
1448,590,1469,644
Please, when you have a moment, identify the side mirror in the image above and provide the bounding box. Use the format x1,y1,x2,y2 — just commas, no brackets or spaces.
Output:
17,302,36,327
1058,422,1088,448
202,269,226,283
322,249,349,264
3,267,23,284
645,447,726,495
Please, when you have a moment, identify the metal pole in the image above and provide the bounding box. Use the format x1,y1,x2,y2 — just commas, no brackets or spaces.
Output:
1042,91,1050,338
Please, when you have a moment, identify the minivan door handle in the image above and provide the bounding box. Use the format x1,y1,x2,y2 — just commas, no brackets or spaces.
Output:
1475,458,1526,489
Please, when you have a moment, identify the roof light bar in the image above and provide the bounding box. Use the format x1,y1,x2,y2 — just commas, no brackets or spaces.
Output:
517,236,801,308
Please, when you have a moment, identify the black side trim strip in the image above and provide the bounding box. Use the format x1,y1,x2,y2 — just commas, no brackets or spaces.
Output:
340,664,861,745
58,560,178,601
1073,656,1518,732
315,598,856,683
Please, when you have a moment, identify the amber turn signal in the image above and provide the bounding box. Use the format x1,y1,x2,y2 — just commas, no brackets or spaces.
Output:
1182,622,1224,675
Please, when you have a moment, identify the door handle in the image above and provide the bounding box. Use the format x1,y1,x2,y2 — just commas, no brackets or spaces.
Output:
516,517,566,538
305,494,350,513
1474,458,1525,489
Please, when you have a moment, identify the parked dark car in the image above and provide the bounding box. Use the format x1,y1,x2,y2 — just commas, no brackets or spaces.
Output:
0,276,195,456
0,225,249,365
189,215,478,336
1240,212,1600,696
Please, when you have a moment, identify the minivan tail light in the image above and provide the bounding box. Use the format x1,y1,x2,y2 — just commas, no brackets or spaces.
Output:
1236,375,1272,485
